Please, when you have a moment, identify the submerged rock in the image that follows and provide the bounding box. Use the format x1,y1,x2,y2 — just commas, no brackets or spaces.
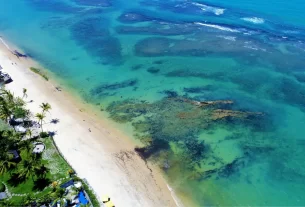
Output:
90,79,138,97
106,96,267,173
147,67,160,74
131,64,143,71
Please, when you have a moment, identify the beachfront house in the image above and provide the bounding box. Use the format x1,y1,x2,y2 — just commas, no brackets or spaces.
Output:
0,71,12,84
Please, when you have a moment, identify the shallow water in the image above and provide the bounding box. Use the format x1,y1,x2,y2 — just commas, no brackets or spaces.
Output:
1,0,305,206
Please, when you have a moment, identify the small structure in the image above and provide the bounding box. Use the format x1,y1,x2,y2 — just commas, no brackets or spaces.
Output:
15,125,26,133
102,195,115,207
74,182,82,189
0,192,7,200
60,180,74,189
33,142,45,154
102,195,110,203
78,191,89,205
9,118,23,126
105,201,115,207
8,150,20,160
0,72,12,84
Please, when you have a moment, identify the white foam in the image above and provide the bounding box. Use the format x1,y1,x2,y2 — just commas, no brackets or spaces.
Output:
214,8,225,15
283,30,300,34
167,184,185,207
242,17,265,24
217,35,236,41
195,22,240,33
0,37,11,50
244,43,266,52
192,2,225,15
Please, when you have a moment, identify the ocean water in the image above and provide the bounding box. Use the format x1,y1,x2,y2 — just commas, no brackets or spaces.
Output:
1,0,305,206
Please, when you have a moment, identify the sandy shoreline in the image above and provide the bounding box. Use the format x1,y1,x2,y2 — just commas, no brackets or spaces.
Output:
0,38,179,207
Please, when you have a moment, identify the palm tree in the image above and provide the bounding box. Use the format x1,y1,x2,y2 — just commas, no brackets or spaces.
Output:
1,89,14,104
19,154,41,181
26,129,33,140
0,159,17,175
0,89,27,123
19,159,36,181
40,103,51,114
12,107,29,121
22,88,28,99
35,164,49,179
37,194,52,205
22,193,36,206
0,198,14,206
14,97,25,108
1,130,21,148
35,113,46,132
19,139,32,153
0,97,12,123
50,188,66,206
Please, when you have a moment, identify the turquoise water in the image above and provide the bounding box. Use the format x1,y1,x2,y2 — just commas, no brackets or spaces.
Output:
1,0,305,206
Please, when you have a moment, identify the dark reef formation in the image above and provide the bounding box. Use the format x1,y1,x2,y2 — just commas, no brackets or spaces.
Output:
116,23,196,36
29,0,81,13
90,79,138,97
134,35,305,74
146,67,160,74
106,96,269,181
71,17,122,65
131,64,143,71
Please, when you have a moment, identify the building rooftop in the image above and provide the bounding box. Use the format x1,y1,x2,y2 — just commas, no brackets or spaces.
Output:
60,180,74,189
0,192,7,200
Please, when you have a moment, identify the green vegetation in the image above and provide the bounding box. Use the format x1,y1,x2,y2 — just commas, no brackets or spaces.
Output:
0,88,100,206
0,183,5,192
43,138,70,179
73,176,100,207
29,67,49,81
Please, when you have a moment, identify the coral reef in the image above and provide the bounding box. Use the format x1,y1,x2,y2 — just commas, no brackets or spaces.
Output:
106,96,266,176
90,79,138,98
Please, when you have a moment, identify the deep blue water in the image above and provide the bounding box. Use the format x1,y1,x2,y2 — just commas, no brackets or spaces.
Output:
1,0,305,206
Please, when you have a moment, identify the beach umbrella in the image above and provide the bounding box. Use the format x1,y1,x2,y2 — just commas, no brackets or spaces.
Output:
105,200,115,207
102,195,110,203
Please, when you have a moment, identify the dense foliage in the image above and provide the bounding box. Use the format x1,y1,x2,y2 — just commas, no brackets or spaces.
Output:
0,88,99,206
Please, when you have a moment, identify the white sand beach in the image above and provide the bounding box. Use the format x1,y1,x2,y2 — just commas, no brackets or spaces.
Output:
0,38,178,207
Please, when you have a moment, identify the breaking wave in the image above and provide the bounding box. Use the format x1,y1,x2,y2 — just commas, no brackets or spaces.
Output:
195,22,240,33
192,2,225,15
242,17,265,24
